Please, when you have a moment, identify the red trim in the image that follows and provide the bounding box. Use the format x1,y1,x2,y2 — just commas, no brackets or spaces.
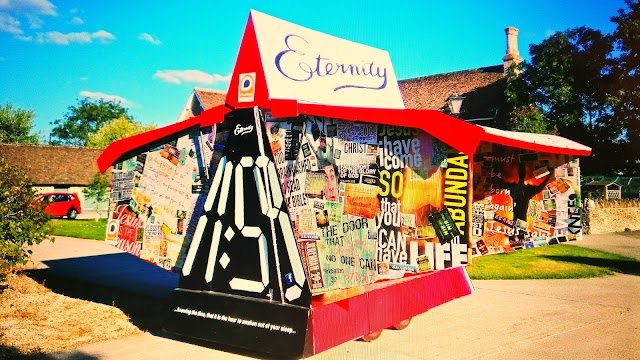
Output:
481,131,592,156
270,98,299,118
97,102,483,172
97,116,197,173
308,267,473,355
98,100,591,172
225,13,270,110
266,99,592,157
99,10,591,172
97,105,230,173
270,100,485,156
197,104,232,128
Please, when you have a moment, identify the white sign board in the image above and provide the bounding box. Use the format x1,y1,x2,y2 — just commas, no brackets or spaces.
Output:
250,10,405,109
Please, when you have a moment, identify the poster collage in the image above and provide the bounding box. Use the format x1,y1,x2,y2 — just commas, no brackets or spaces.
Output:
107,134,202,271
470,142,583,256
263,115,470,294
105,113,584,296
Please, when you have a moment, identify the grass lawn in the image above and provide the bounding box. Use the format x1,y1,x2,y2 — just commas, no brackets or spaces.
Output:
49,219,107,240
47,219,640,280
467,243,640,280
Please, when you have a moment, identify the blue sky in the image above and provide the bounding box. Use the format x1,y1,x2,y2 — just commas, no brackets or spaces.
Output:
0,0,628,140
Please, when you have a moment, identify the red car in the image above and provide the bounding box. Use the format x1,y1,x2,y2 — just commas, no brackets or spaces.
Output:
34,192,82,219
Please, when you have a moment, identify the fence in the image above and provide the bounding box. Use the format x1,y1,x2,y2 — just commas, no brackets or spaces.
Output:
583,199,640,234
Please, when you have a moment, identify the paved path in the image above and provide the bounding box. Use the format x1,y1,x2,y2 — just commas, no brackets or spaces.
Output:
575,231,640,260
27,232,640,359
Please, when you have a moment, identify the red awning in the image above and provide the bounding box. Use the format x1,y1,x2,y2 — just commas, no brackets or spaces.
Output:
97,105,231,172
270,99,485,156
479,126,592,156
97,100,591,173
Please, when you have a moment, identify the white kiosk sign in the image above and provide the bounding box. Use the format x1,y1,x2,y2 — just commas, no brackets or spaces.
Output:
250,10,405,109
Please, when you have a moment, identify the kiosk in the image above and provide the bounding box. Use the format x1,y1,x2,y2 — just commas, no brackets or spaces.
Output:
97,10,591,358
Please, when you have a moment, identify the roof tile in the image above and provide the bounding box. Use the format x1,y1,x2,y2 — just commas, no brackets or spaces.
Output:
398,65,505,120
0,144,106,186
194,88,226,112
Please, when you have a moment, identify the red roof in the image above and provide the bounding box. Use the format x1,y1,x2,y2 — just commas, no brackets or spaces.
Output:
98,100,591,173
481,126,592,156
270,99,484,156
97,105,231,172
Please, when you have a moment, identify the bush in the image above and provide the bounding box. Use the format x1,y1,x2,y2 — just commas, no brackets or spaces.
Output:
0,158,52,280
83,172,110,220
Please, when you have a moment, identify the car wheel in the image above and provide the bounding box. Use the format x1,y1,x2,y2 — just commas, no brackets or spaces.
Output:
361,330,382,342
67,208,78,219
391,317,412,330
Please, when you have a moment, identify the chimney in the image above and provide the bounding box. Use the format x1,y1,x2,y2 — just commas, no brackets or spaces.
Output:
502,27,523,72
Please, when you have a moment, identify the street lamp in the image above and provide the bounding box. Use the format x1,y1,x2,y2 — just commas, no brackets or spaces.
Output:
447,92,465,115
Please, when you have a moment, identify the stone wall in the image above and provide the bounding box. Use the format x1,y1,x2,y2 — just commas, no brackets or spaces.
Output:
584,200,640,234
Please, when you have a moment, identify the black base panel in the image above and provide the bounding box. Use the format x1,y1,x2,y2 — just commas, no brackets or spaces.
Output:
163,288,310,358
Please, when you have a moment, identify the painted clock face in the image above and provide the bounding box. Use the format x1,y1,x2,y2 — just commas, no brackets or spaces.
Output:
180,108,311,307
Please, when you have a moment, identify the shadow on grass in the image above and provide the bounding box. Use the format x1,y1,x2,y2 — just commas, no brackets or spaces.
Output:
23,252,179,331
0,345,98,360
26,270,169,331
541,255,640,276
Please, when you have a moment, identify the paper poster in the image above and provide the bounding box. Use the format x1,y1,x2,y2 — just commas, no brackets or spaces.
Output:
265,117,467,293
471,145,583,256
107,134,202,270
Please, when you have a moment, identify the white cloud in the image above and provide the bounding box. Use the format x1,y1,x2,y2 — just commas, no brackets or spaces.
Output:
212,74,230,82
15,34,32,41
91,30,115,43
79,76,88,81
36,30,115,45
138,32,161,45
0,0,56,36
153,70,231,85
70,16,83,25
0,0,56,16
26,13,43,29
79,91,131,106
544,29,557,37
0,56,5,62
38,31,89,44
0,13,21,34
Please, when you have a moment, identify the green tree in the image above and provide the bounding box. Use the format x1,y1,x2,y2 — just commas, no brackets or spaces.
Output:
505,26,624,174
50,98,131,146
0,102,40,144
0,158,52,280
504,1,640,175
86,116,155,148
510,104,551,134
611,0,640,175
82,172,110,220
501,63,556,134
